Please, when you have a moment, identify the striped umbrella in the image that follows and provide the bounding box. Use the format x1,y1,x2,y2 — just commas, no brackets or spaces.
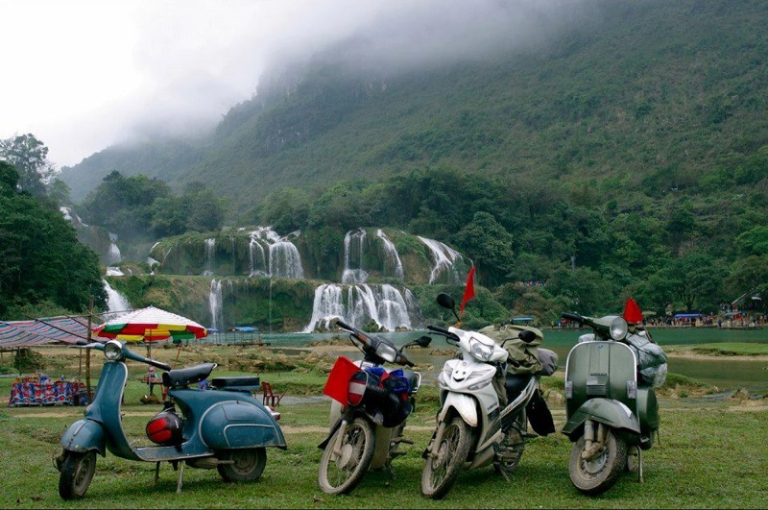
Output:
93,306,207,343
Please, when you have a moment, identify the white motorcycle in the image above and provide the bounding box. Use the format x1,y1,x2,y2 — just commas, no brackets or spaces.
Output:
421,293,555,500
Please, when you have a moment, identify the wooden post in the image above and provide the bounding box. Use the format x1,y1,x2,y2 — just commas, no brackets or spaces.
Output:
86,296,93,403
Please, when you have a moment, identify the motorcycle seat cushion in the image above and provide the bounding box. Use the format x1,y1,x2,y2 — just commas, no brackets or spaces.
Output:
210,376,261,390
162,362,216,388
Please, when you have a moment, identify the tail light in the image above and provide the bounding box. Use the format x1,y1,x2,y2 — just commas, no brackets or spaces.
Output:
347,372,368,407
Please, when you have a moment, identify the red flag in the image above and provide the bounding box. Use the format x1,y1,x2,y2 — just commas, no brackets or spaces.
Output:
622,297,644,324
322,356,361,404
460,266,476,313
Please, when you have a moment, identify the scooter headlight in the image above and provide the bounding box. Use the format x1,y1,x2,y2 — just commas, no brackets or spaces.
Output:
609,316,628,341
104,340,124,360
469,338,494,362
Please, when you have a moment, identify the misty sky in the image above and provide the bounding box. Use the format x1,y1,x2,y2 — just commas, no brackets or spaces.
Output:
1,0,593,169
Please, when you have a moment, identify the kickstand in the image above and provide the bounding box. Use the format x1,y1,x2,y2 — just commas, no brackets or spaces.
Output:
176,461,184,494
637,447,644,484
154,462,160,485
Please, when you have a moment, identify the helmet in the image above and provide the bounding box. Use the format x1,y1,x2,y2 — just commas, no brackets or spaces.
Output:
146,410,183,445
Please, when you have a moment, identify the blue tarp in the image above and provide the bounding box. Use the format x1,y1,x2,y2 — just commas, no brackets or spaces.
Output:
512,317,533,322
674,313,702,318
234,326,259,332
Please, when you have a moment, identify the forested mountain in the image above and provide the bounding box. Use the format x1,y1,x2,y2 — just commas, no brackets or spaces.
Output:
60,1,768,208
54,0,768,317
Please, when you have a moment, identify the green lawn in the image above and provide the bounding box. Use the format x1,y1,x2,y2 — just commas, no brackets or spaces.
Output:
1,369,767,509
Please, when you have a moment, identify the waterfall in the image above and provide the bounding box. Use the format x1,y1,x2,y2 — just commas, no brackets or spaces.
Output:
106,233,121,265
203,238,215,276
418,236,464,284
249,227,305,279
376,229,404,280
103,279,132,318
269,241,305,279
209,278,223,332
342,228,368,284
303,283,419,332
248,232,268,277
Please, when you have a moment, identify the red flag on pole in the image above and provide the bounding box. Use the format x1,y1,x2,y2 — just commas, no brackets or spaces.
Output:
460,266,476,313
622,297,644,324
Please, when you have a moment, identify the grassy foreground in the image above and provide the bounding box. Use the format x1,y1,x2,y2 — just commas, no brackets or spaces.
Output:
2,366,767,509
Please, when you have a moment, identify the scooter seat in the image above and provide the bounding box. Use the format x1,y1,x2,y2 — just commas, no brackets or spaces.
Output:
162,363,216,388
210,376,261,391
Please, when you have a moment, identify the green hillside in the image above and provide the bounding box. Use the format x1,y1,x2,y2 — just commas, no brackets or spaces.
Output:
60,0,768,207
54,0,768,319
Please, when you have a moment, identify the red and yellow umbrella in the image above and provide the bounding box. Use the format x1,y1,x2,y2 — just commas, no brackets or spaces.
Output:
93,306,207,343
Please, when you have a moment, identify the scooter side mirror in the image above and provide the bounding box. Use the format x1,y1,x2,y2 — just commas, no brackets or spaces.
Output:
415,335,432,348
518,330,538,344
436,293,456,310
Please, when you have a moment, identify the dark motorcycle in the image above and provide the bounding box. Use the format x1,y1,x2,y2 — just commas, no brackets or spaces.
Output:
317,319,431,495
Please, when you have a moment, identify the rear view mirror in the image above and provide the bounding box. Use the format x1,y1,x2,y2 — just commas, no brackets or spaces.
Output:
519,330,538,344
436,293,456,310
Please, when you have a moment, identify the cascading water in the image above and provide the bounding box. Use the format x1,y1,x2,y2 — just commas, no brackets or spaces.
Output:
103,279,132,316
107,233,121,265
376,229,404,280
248,232,268,277
303,283,419,332
269,241,305,279
209,278,223,332
342,228,368,284
203,238,215,276
249,227,305,279
418,236,464,284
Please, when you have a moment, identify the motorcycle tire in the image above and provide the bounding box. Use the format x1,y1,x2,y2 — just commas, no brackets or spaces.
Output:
59,451,97,500
569,427,627,495
421,416,474,500
318,417,375,495
494,425,525,474
217,448,267,482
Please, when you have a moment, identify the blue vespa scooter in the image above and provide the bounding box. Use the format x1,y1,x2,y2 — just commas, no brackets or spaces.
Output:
56,340,286,500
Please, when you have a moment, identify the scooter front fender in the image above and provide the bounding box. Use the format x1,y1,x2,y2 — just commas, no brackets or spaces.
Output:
562,398,641,440
438,392,478,428
60,419,106,457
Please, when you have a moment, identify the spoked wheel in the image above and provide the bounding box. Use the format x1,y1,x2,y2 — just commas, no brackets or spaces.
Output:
318,417,375,495
421,416,474,500
495,426,525,475
59,451,97,500
217,448,267,482
569,426,628,495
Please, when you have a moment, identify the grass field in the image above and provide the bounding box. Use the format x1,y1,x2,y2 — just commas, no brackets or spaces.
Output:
1,342,767,509
2,364,767,509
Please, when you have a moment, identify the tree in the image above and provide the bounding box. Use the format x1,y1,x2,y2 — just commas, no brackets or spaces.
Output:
0,161,106,318
0,134,56,198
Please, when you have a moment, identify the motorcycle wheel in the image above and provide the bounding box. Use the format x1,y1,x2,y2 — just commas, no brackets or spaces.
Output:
421,416,474,500
318,417,375,495
569,427,627,495
495,426,525,474
217,448,267,482
59,451,96,500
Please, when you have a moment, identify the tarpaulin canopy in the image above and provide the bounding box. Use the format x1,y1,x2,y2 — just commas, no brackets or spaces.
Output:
0,317,91,348
674,313,702,318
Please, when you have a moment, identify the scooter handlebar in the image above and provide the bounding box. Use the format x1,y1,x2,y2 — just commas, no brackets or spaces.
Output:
561,312,584,323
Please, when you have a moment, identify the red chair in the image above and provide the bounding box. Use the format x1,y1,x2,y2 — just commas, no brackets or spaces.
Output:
261,382,286,407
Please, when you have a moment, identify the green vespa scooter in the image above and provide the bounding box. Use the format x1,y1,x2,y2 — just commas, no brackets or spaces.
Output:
559,311,667,495
56,340,286,500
